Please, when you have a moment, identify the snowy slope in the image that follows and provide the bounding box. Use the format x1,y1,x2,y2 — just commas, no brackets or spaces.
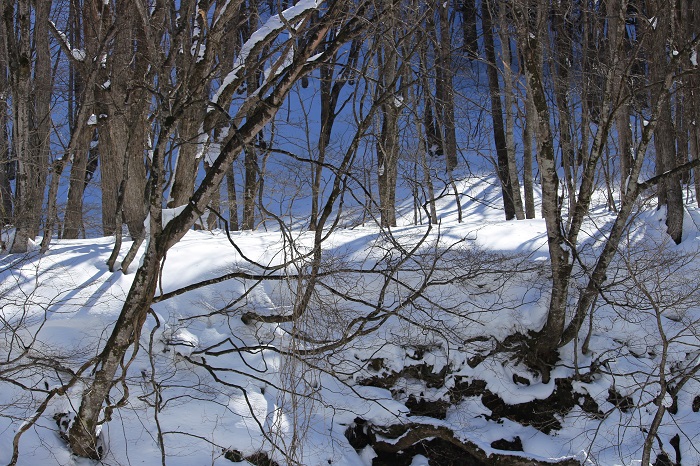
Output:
1,175,700,466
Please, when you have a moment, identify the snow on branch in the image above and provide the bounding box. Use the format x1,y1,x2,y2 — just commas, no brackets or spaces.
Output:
210,0,322,106
48,21,86,62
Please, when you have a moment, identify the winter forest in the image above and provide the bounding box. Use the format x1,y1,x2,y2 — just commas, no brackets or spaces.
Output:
2,0,700,465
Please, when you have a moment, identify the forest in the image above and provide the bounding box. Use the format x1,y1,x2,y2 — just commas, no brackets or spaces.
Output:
2,0,700,465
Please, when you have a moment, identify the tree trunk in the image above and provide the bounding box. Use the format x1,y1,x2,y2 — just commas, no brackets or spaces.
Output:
616,102,633,200
64,0,113,239
377,105,399,228
459,0,478,60
226,163,239,231
497,3,524,219
310,61,334,231
376,15,400,229
517,4,571,368
522,90,536,219
605,0,632,206
6,0,32,252
551,5,577,223
691,72,700,206
62,129,92,239
0,18,12,225
31,0,51,238
166,0,208,209
416,93,437,225
685,0,700,206
481,0,516,221
168,109,203,208
69,236,162,458
309,39,360,230
242,144,258,230
650,5,683,244
436,1,458,173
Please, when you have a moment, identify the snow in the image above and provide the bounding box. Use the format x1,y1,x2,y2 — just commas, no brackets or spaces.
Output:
211,0,322,105
50,21,86,62
71,48,86,61
162,205,187,227
2,175,700,466
213,0,232,28
263,44,296,84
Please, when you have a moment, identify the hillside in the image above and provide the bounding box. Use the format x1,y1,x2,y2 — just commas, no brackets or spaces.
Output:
2,175,700,466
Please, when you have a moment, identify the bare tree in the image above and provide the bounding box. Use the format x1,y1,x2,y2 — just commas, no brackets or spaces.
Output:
480,0,516,220
308,33,361,231
374,1,404,228
648,0,684,244
61,0,114,240
0,12,13,225
496,1,525,220
65,1,375,457
514,0,700,377
2,0,50,252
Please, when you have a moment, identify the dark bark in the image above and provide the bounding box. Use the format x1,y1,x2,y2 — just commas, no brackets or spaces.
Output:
650,1,683,244
415,27,437,224
375,3,403,229
517,3,572,370
459,0,479,59
551,5,577,221
521,0,627,361
5,0,36,252
0,19,12,224
241,0,263,230
522,90,536,219
309,38,360,230
166,0,208,210
69,235,162,458
62,129,92,239
686,0,700,206
436,1,458,173
560,7,698,345
691,70,700,206
610,0,633,201
63,0,113,239
481,0,516,221
31,0,51,238
242,143,259,230
100,1,149,238
497,3,524,219
226,163,239,231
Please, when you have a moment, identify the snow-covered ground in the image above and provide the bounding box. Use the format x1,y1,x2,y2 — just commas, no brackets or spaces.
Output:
2,175,700,466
